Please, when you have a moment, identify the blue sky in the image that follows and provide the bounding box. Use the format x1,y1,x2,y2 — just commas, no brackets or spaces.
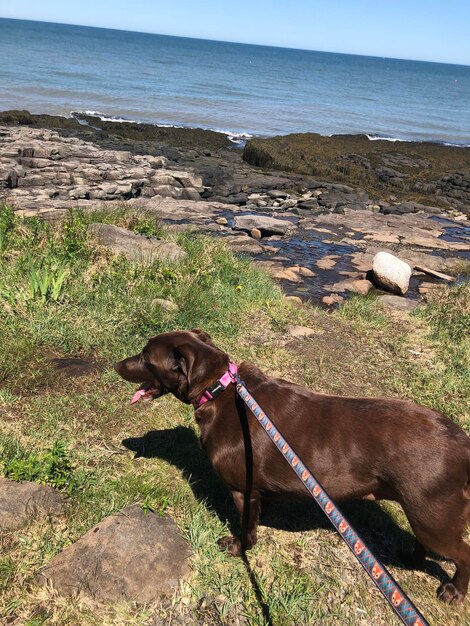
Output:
2,0,470,65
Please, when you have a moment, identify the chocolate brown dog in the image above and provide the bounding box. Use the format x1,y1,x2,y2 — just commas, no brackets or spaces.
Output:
115,329,470,604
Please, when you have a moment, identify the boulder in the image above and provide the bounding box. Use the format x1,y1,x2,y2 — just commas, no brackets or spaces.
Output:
87,223,187,264
372,252,412,295
36,505,191,603
0,478,67,531
232,215,296,237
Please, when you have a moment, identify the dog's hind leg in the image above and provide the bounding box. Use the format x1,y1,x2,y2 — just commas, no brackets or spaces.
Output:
218,490,261,557
405,495,470,604
437,540,470,604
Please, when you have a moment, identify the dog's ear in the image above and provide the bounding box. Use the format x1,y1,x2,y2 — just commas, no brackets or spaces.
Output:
169,346,194,378
190,328,215,346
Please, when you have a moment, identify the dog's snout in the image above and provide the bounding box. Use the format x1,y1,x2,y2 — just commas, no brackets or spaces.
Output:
114,353,149,383
114,360,125,375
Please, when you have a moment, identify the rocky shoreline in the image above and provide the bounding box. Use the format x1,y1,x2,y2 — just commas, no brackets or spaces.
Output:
1,110,468,306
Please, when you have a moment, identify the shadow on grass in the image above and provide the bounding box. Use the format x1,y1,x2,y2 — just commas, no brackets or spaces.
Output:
122,426,450,588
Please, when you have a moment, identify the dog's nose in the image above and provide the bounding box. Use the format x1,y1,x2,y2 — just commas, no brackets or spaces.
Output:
114,360,124,375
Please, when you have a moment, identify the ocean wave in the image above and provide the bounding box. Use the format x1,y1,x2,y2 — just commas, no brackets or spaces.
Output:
71,110,141,124
366,133,470,147
70,110,253,143
366,133,412,143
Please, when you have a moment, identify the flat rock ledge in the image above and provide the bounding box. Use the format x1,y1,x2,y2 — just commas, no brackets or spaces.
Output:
36,505,191,603
0,478,67,531
88,223,187,263
0,125,203,209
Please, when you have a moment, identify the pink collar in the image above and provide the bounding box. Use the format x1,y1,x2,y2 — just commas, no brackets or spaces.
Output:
195,362,238,408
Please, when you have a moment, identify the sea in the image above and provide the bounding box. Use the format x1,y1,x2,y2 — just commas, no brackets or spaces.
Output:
1,18,470,145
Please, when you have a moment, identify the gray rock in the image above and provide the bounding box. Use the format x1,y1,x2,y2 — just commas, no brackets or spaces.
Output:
297,199,320,210
17,174,45,187
182,188,201,201
377,295,419,311
152,184,184,199
0,478,67,531
372,251,412,295
69,186,90,199
169,170,203,189
88,223,187,264
147,156,168,169
224,233,263,254
267,189,289,199
279,198,298,209
149,174,180,186
232,215,296,236
36,505,191,603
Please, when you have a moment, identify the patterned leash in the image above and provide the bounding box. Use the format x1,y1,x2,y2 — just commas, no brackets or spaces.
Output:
234,373,430,626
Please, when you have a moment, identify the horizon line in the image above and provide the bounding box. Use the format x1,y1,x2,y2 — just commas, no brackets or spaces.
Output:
1,16,469,68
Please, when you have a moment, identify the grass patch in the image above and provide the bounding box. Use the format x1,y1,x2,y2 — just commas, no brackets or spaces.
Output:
0,203,468,625
1,439,89,493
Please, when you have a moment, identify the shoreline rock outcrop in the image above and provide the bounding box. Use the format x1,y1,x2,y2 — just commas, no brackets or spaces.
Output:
0,125,203,209
243,133,470,216
1,117,468,306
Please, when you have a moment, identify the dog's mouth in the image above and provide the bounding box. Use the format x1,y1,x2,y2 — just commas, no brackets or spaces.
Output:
130,383,160,404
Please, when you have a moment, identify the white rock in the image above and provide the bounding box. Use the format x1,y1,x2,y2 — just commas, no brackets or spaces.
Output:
372,251,412,295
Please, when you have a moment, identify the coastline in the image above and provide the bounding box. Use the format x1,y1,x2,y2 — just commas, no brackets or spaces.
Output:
1,109,468,306
6,108,470,149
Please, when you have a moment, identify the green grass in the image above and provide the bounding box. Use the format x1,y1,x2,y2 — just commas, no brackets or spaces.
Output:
0,203,469,625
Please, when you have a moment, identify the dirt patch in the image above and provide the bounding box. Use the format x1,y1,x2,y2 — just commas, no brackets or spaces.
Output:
7,352,104,398
49,357,101,378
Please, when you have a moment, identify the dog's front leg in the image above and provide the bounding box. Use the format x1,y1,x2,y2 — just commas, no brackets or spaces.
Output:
218,490,260,556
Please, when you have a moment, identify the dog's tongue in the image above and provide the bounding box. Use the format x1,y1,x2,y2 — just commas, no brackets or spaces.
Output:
131,389,146,404
130,386,156,404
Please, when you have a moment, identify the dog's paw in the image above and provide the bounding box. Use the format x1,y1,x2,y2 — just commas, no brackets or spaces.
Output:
218,535,242,557
438,582,465,605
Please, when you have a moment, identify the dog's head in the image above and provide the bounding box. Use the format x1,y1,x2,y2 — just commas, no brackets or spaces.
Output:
114,329,229,405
